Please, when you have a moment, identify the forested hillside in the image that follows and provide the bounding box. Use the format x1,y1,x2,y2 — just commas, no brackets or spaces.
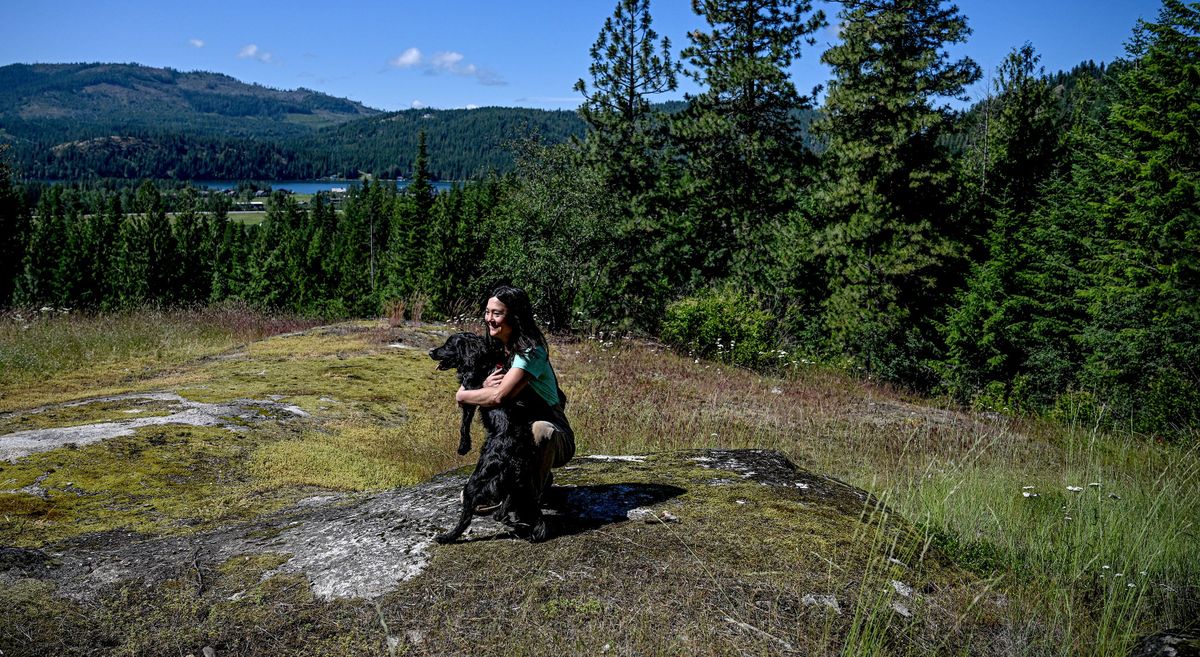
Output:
2,0,1196,439
0,62,586,180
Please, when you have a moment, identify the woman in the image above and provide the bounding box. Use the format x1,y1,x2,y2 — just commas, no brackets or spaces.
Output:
455,286,574,500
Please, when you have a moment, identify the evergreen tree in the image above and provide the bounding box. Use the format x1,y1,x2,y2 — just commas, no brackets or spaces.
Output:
211,218,249,303
0,146,28,306
134,181,177,303
1079,0,1200,434
299,192,338,313
247,192,306,310
54,202,90,307
675,0,825,292
333,181,378,316
172,188,211,305
942,44,1067,406
575,0,680,329
383,134,432,305
815,0,980,384
484,141,615,330
17,186,67,307
93,194,125,309
113,212,150,307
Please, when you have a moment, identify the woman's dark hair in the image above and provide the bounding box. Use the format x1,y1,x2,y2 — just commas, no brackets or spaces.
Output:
486,285,548,356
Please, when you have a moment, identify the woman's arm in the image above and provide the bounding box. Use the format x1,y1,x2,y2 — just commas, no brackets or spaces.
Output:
455,367,529,407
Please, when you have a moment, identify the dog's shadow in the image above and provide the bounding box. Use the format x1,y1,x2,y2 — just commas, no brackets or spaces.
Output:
540,482,687,539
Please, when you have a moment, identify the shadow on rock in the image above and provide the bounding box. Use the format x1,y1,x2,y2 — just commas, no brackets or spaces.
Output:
542,482,687,538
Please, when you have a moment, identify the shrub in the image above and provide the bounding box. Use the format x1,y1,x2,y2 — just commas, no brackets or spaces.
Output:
660,286,776,368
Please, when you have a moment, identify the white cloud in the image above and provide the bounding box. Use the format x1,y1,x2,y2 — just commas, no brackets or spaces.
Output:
514,96,581,104
411,100,426,109
465,104,479,110
389,47,422,69
188,38,205,48
390,48,506,87
237,44,273,63
430,51,465,71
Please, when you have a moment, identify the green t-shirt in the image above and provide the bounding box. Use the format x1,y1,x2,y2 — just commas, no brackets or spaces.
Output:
511,346,561,407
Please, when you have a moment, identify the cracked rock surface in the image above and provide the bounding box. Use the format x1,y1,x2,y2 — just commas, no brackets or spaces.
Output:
0,392,309,462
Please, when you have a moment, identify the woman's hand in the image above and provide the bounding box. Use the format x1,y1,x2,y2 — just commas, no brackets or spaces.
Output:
483,368,505,388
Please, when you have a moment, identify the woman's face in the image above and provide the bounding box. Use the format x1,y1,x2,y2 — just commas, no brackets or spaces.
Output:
485,297,512,344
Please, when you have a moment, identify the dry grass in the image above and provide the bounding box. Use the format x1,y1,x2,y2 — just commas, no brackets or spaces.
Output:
553,334,1200,655
1,316,1196,656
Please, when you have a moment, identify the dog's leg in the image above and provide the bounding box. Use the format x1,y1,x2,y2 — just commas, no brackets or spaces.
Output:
457,405,475,455
435,499,474,544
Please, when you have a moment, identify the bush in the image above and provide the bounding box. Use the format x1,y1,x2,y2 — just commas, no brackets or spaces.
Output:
660,286,777,368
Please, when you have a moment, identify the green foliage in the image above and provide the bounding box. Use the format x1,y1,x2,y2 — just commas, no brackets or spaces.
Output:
673,0,825,293
0,146,29,306
573,0,681,331
660,285,777,368
942,45,1075,409
1076,0,1200,436
481,139,616,330
814,0,980,386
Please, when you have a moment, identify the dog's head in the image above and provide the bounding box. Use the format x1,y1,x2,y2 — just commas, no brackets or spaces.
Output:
429,332,494,373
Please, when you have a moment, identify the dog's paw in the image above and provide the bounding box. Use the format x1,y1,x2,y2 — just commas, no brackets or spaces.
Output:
529,520,548,543
456,442,471,456
434,532,458,544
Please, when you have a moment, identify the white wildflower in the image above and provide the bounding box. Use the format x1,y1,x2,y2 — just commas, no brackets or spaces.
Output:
1067,486,1083,493
1022,492,1039,498
1022,486,1035,490
1088,482,1101,488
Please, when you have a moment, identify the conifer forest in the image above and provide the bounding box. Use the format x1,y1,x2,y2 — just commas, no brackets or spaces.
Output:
1,0,1197,439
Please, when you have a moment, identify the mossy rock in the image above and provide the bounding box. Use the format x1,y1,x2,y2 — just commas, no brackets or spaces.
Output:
0,449,1007,656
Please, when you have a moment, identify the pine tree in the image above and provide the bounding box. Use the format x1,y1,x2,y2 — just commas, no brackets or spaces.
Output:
172,188,211,305
17,186,68,307
93,194,125,309
299,192,338,313
0,146,28,306
333,181,378,316
815,0,980,384
247,192,307,310
134,181,177,303
675,0,825,291
575,0,680,329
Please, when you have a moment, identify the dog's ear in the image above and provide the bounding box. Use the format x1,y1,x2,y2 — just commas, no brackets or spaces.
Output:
457,333,488,369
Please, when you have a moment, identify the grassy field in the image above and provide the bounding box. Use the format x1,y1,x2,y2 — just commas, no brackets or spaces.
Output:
0,310,1196,655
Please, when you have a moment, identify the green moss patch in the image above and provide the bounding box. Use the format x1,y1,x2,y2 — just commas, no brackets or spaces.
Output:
0,425,306,547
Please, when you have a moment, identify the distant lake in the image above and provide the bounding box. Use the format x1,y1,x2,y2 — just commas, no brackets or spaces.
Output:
194,180,458,194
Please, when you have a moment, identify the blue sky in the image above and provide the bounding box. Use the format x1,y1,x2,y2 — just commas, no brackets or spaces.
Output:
0,0,1162,111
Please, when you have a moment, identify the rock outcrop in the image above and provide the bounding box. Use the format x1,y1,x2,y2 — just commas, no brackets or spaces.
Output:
1,449,1005,656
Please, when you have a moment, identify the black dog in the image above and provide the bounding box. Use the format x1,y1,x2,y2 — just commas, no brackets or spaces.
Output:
429,332,505,456
429,332,547,543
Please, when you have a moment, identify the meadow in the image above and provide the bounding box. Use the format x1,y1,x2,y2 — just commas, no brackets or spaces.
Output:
0,308,1196,655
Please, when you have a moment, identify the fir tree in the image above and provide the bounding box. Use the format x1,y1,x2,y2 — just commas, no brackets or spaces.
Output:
942,44,1067,406
815,0,980,384
0,146,28,306
1080,0,1200,434
17,186,67,307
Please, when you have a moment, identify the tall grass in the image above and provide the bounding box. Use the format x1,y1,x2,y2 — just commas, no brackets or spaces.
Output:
0,304,321,408
554,333,1199,655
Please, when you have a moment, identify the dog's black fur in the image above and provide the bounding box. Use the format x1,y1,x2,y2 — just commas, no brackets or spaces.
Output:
429,332,548,543
429,332,505,456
